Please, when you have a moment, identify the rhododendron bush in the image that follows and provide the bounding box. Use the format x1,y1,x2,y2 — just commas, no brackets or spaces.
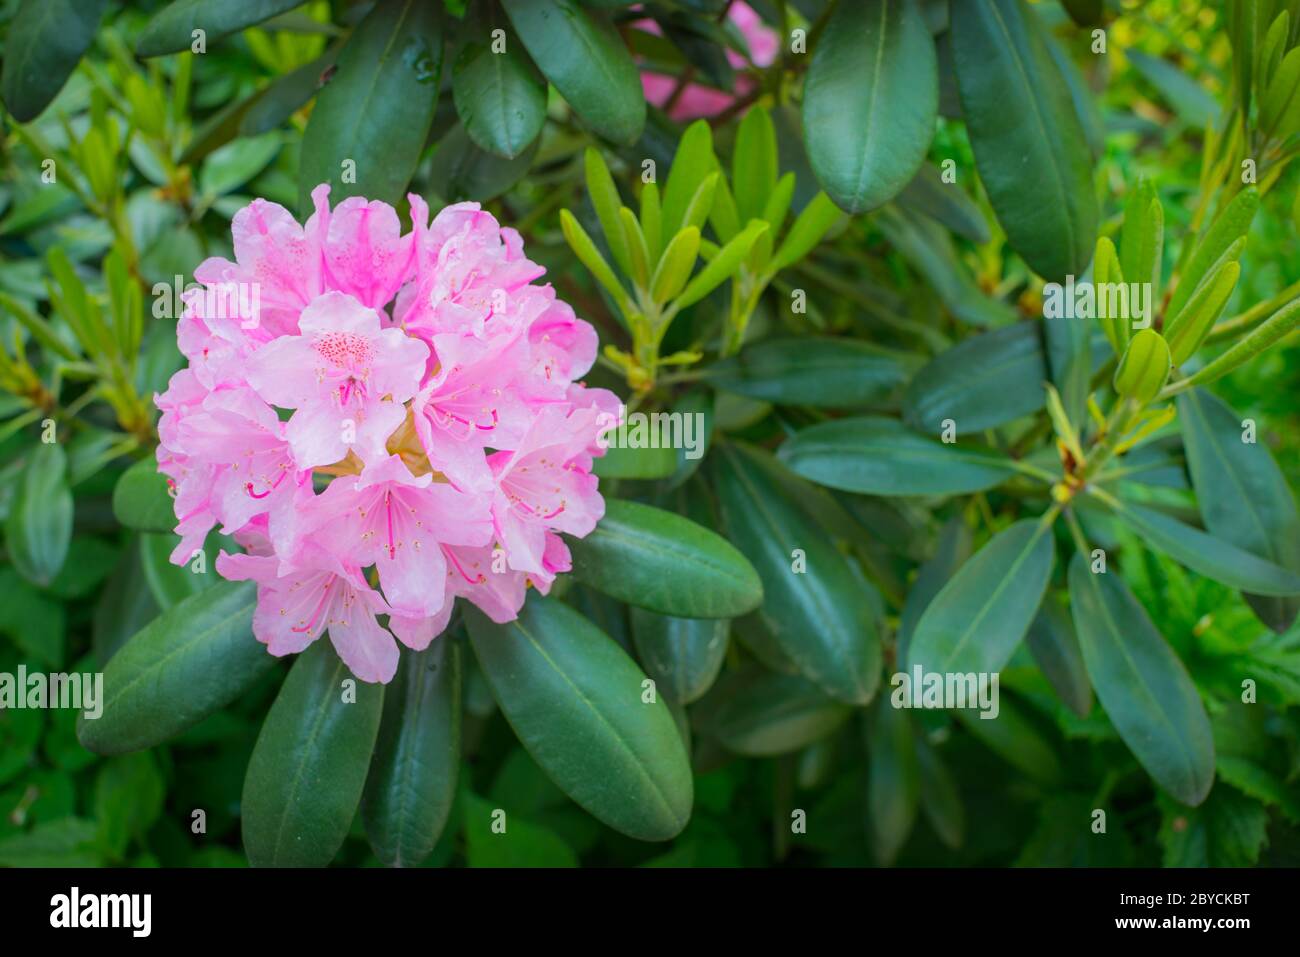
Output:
1,0,1300,874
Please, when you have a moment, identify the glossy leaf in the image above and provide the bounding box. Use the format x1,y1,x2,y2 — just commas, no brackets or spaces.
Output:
137,0,304,57
951,0,1097,281
112,458,175,533
803,0,937,213
779,416,1020,497
502,0,645,145
903,322,1048,433
1025,596,1092,717
906,519,1054,676
1,0,107,121
865,696,919,865
1068,552,1214,805
77,581,273,755
1106,497,1300,596
452,15,546,159
708,338,913,408
1179,389,1300,631
916,736,964,849
570,499,762,618
5,443,73,587
466,595,692,841
712,442,880,704
361,640,461,867
698,667,851,757
298,0,443,212
630,607,727,705
242,641,385,867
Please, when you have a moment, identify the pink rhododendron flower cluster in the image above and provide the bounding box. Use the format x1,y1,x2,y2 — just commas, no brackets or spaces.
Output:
155,185,617,683
639,2,779,121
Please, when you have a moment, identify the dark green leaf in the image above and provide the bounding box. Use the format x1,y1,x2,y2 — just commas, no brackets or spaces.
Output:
362,640,461,867
906,519,1054,676
427,122,539,202
1026,596,1092,717
712,442,881,704
1068,552,1214,805
1179,388,1300,632
502,0,645,145
865,696,918,865
778,416,1020,496
112,457,176,533
697,667,851,757
453,14,546,159
903,321,1048,433
298,0,443,212
467,595,692,841
137,0,305,57
895,161,990,244
78,580,273,754
803,0,937,212
5,443,73,587
569,499,763,618
915,736,964,849
1,0,107,122
951,0,1098,281
707,337,915,407
631,608,727,705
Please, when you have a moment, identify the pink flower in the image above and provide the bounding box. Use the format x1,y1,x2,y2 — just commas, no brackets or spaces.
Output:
639,2,779,122
156,185,612,683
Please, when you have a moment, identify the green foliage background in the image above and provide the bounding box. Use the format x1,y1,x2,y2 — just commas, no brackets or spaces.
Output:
1,0,1300,868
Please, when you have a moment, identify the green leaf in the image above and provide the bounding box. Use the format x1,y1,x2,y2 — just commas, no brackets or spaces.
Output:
0,569,65,668
140,531,214,609
298,0,443,212
592,443,678,479
1158,786,1268,867
895,162,991,244
898,517,972,663
1119,179,1163,294
137,0,305,57
953,693,1062,786
802,0,937,213
463,792,578,867
1104,496,1300,597
1164,260,1239,365
697,667,851,757
0,818,100,868
94,752,164,860
769,192,843,272
673,220,768,309
903,322,1048,433
950,0,1098,281
1,0,107,121
452,18,546,159
1166,188,1258,321
906,519,1054,676
630,608,727,705
584,147,633,277
559,208,630,310
1178,389,1300,632
502,0,645,145
778,416,1020,496
1127,50,1220,128
569,499,762,618
662,120,718,237
650,226,700,304
915,736,964,849
1113,328,1170,404
361,640,461,867
77,580,273,755
1068,552,1214,805
427,123,540,205
466,595,692,841
1177,296,1300,391
242,641,384,867
1025,596,1092,717
712,442,881,704
707,337,913,408
5,443,73,587
865,696,919,865
241,48,341,136
112,458,176,533
732,106,778,224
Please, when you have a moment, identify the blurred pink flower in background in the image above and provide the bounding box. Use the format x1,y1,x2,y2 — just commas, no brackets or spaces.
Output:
159,186,616,683
639,2,779,121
